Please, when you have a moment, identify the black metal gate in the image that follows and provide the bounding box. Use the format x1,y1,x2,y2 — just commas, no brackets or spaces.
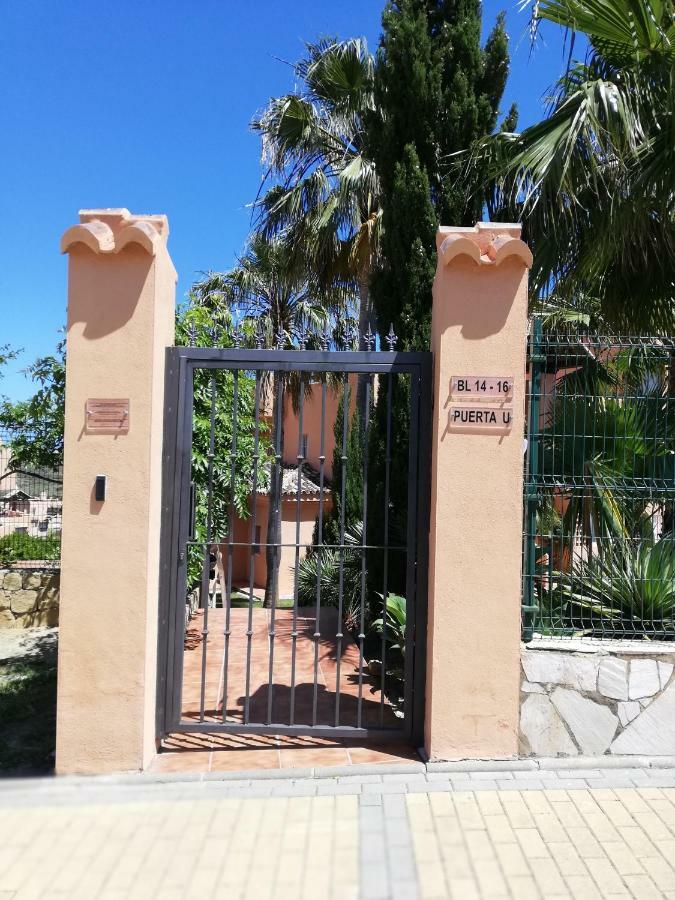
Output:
157,346,431,744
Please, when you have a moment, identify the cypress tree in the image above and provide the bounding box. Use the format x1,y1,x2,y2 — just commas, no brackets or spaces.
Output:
328,388,364,541
369,0,514,348
366,1,514,599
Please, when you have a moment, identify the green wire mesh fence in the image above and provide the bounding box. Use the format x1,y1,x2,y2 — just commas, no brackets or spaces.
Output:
0,425,63,566
523,323,675,642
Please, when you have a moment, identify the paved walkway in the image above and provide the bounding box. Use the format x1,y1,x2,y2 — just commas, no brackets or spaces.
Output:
181,608,397,728
1,765,675,899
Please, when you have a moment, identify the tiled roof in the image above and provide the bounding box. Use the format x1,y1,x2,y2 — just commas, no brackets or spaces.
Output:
257,464,331,497
0,489,33,501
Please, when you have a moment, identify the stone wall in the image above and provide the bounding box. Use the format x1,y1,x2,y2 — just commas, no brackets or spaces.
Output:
0,567,60,628
520,641,675,757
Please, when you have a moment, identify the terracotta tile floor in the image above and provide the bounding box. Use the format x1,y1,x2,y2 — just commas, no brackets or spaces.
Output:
151,607,419,774
151,731,420,773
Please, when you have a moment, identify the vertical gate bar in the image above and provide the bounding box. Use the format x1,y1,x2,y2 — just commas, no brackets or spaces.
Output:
380,372,394,725
160,348,190,734
412,354,432,746
356,375,371,728
199,373,218,721
267,374,284,725
156,351,179,737
312,376,328,725
290,376,306,725
244,370,262,724
403,371,421,735
221,370,239,722
171,357,194,728
334,377,350,726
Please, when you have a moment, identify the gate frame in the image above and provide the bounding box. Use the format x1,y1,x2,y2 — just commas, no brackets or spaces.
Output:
156,347,432,747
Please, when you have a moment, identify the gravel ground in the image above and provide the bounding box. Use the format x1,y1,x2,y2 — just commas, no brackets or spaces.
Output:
0,626,58,663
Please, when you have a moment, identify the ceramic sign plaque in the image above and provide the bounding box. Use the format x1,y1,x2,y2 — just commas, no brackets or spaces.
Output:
450,375,514,400
449,405,513,432
85,399,130,435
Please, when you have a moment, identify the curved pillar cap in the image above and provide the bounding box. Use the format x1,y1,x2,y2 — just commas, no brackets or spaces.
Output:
60,208,172,263
437,222,532,269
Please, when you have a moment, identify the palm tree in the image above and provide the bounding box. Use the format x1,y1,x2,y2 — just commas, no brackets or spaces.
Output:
193,232,350,606
252,38,380,420
463,0,675,334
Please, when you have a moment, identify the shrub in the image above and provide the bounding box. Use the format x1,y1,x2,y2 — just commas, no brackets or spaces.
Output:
0,533,61,565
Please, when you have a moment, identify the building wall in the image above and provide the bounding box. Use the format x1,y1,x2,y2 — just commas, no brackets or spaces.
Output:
280,375,358,480
224,494,332,599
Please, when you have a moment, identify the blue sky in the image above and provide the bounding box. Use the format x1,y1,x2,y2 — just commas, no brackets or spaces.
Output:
0,1,572,401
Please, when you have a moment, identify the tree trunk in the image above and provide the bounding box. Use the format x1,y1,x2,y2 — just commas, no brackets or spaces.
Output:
264,375,285,607
356,278,376,431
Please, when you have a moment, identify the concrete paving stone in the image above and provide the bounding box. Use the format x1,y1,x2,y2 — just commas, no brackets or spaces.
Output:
336,774,383,785
552,769,605,780
270,782,317,797
503,874,543,899
382,794,407,816
497,779,546,790
466,779,499,791
642,774,675,787
564,874,603,900
362,781,409,795
316,781,362,795
586,856,632,896
385,827,416,849
359,793,383,806
538,755,654,770
470,769,514,780
447,774,474,785
540,778,590,790
513,768,556,780
622,874,664,899
380,772,429,783
7,764,675,900
387,853,417,881
390,880,420,900
407,781,456,793
359,807,385,832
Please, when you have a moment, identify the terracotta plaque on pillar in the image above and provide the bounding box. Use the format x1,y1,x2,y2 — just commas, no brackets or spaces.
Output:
85,398,130,434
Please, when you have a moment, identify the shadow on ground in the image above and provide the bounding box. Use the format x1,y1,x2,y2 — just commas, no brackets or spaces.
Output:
0,627,58,775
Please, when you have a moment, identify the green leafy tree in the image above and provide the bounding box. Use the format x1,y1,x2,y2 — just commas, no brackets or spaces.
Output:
192,232,350,605
465,0,675,333
311,386,364,551
0,345,20,375
0,340,65,473
175,304,266,590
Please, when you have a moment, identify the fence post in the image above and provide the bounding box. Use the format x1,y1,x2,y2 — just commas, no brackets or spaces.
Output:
522,316,543,642
425,223,532,761
56,209,176,774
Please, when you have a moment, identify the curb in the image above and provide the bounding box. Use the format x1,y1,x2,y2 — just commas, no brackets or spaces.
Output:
2,754,675,792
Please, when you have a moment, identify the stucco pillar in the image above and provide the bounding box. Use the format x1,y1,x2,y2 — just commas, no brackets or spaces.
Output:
56,209,176,774
425,222,532,761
